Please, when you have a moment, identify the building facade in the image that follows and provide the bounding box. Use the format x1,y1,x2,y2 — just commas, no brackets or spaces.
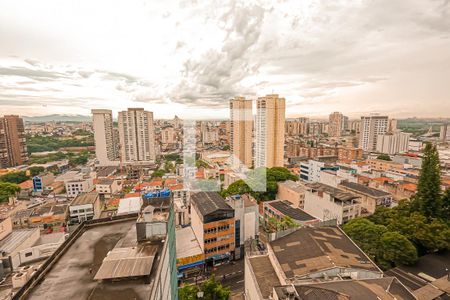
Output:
255,94,285,168
91,109,119,166
376,130,411,155
118,108,156,164
0,115,28,168
359,115,389,152
328,112,345,137
230,97,253,169
190,192,235,263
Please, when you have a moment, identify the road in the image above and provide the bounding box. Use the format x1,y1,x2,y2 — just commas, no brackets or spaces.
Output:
210,260,245,297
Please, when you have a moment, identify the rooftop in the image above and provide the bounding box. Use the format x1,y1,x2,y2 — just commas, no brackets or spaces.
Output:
267,200,316,222
70,192,99,206
340,181,392,198
176,226,203,260
0,228,39,254
274,277,415,300
96,166,118,178
28,220,155,300
278,180,305,193
191,192,233,217
248,255,281,299
306,183,360,204
269,226,380,279
96,178,114,185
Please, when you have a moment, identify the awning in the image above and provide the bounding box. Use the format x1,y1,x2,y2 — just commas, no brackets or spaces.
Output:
178,260,205,271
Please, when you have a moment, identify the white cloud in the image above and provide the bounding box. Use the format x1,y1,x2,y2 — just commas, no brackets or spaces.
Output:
0,0,449,118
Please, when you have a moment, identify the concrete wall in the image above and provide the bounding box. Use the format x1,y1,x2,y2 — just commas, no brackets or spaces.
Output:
190,205,204,251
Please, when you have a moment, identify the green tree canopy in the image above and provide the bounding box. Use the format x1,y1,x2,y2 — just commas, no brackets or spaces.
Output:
0,182,21,202
380,231,418,266
0,171,29,184
179,275,230,300
412,142,442,219
28,166,45,177
342,218,387,260
376,154,392,161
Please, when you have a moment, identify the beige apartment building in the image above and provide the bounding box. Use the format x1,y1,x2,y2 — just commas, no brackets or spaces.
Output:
285,117,308,136
91,109,119,166
230,97,253,169
0,115,28,168
118,108,156,164
255,94,285,168
329,112,344,137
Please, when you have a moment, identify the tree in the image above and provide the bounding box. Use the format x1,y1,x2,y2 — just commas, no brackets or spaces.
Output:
179,275,230,300
28,166,45,177
0,182,21,202
179,284,200,300
442,189,450,221
0,171,29,184
151,169,166,179
412,142,442,219
342,218,387,260
377,154,392,161
380,231,418,266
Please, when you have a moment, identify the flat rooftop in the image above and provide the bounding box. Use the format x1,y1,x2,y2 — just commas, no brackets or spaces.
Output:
278,180,305,193
0,228,39,254
269,226,380,279
340,181,392,198
248,255,281,299
28,220,154,300
70,192,99,206
306,183,360,204
267,200,316,222
176,226,203,260
274,277,415,300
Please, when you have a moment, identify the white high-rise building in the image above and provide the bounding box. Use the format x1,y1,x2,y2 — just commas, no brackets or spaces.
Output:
376,130,411,154
118,108,156,164
91,109,119,166
255,94,285,168
230,97,253,169
359,115,389,152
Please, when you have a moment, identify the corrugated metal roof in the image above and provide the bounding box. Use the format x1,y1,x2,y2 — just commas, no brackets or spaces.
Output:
94,244,157,280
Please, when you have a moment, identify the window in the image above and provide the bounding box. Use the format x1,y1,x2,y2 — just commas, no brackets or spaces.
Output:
25,252,33,257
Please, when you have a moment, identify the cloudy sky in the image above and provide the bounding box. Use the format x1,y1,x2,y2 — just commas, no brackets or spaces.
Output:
1,0,449,119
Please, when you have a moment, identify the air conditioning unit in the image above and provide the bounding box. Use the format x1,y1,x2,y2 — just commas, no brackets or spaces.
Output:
19,265,34,278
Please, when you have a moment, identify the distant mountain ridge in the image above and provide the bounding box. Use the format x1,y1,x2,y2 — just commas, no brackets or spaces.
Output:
23,114,92,123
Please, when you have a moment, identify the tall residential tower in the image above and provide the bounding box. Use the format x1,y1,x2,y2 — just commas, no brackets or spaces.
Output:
0,115,28,168
230,97,253,169
359,115,389,152
255,94,285,168
118,108,156,164
91,109,119,166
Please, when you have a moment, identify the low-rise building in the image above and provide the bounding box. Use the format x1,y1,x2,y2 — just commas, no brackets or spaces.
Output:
226,194,259,259
65,176,94,198
303,183,361,224
176,226,205,279
339,181,393,214
276,180,306,209
191,192,235,264
263,200,319,227
68,192,101,224
96,178,121,199
32,173,55,193
244,226,402,300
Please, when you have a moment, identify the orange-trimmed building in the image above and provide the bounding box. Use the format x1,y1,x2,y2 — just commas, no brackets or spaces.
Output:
190,192,235,264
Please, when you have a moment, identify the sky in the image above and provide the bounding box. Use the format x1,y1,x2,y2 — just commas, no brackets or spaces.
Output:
0,0,449,119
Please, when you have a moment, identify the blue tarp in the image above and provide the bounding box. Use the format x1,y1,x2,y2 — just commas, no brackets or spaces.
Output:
143,189,171,199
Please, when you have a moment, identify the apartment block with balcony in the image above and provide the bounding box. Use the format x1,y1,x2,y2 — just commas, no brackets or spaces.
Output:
303,183,361,224
190,192,235,264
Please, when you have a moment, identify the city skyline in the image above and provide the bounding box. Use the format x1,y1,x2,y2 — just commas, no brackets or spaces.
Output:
1,0,450,119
